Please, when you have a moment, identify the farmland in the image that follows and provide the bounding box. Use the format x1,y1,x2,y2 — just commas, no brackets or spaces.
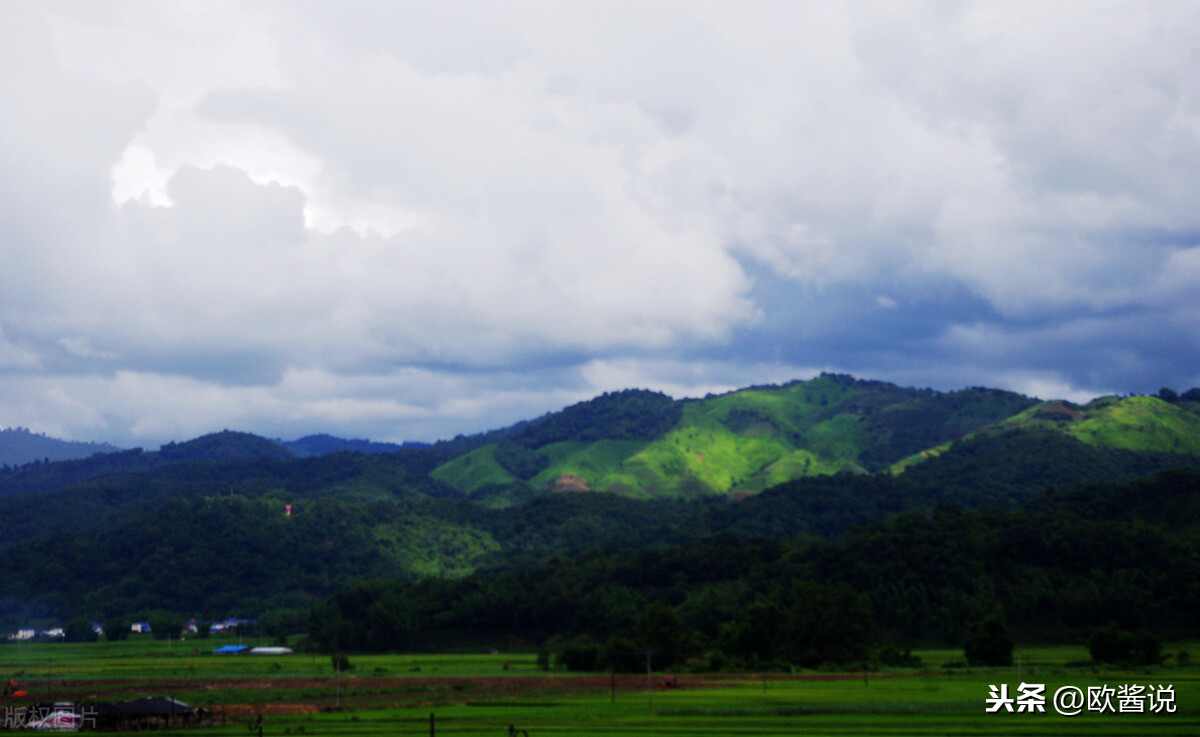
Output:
1,639,1197,736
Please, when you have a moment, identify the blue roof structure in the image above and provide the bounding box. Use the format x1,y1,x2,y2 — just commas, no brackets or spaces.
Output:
211,645,249,654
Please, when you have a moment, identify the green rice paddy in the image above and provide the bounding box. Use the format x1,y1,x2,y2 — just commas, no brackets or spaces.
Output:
1,639,1196,735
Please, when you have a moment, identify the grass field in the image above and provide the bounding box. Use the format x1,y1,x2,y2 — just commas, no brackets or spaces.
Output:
1,639,1197,735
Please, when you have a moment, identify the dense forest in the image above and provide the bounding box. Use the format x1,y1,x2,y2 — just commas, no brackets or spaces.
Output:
308,468,1200,669
4,455,1198,655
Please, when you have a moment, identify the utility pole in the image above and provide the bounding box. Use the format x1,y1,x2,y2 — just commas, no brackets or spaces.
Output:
644,650,654,708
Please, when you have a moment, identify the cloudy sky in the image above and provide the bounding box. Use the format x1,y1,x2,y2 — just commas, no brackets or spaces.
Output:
2,1,1200,448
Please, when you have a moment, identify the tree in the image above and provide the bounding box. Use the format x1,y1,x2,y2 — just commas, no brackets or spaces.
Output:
779,583,873,668
146,613,184,641
64,618,98,643
739,600,786,662
104,617,131,642
558,635,600,671
309,596,354,652
963,614,1014,667
599,634,643,673
637,603,684,669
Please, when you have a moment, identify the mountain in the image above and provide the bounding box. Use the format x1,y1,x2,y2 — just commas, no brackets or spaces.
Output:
894,394,1200,472
282,434,427,457
431,375,1038,498
1,374,1199,630
0,375,1041,509
157,430,293,462
0,427,122,467
11,376,1198,508
0,430,293,499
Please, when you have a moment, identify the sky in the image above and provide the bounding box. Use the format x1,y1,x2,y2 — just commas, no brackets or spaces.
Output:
2,1,1200,448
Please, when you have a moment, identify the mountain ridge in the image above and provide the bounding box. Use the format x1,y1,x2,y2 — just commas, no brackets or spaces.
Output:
1,373,1199,630
0,427,123,467
6,375,1200,505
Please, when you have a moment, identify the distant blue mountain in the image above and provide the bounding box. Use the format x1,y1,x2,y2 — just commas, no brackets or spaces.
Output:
0,427,123,467
158,430,293,462
282,434,429,457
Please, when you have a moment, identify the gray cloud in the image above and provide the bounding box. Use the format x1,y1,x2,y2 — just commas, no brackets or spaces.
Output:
1,1,1198,447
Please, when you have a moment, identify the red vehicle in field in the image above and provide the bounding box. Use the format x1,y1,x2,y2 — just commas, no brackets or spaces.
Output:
4,679,28,698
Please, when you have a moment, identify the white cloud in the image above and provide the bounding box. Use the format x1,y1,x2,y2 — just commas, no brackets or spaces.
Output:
578,358,823,401
0,2,1198,445
994,373,1112,406
0,325,41,370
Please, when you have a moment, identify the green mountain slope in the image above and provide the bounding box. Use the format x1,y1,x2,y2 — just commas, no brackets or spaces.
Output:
430,444,519,492
896,394,1200,473
432,375,1038,498
1065,395,1200,453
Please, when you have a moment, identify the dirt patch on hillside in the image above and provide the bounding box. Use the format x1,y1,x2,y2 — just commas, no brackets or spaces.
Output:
1036,402,1083,420
550,474,589,491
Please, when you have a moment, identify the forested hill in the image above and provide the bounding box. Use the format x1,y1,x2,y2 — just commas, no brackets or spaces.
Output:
6,375,1199,507
0,427,122,467
282,435,428,457
1,375,1199,551
308,468,1200,659
2,429,1197,628
426,377,1041,498
1,374,1199,634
